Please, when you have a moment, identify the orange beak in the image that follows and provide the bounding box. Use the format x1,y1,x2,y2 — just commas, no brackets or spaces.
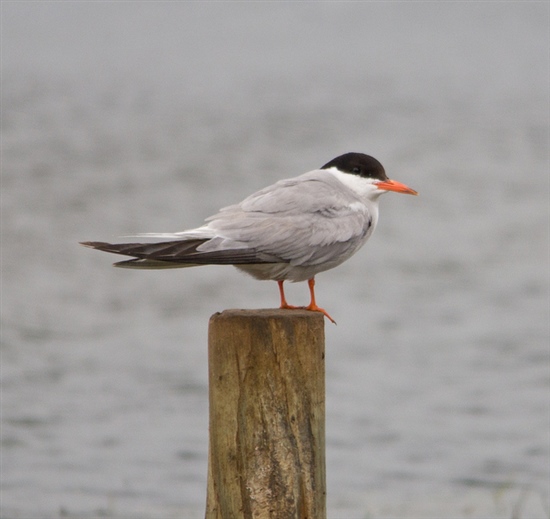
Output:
375,179,418,195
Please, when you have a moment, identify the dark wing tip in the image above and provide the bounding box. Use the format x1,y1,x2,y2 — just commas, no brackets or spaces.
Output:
80,241,105,249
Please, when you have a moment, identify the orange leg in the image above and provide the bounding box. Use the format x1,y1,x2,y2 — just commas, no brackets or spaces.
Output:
305,277,336,324
278,280,300,310
277,278,336,324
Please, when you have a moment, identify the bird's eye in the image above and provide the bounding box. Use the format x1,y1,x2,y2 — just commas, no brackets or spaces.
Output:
352,167,361,174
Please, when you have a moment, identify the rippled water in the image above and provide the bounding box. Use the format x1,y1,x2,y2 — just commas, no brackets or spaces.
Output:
2,3,549,518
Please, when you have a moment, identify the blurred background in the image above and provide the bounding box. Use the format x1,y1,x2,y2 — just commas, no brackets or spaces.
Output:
2,3,548,518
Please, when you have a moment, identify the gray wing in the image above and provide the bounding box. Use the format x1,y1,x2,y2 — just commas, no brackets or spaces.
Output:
81,170,374,269
202,170,374,266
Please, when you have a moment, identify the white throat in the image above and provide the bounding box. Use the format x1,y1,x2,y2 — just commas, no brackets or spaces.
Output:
325,167,386,201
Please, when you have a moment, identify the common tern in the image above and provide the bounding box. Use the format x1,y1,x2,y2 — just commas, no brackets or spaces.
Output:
81,152,417,323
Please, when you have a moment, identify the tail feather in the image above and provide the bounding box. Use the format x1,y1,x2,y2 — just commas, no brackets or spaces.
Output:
113,259,201,269
80,239,207,259
80,239,277,267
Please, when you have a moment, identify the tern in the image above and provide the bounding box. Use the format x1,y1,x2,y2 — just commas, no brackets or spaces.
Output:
81,152,417,323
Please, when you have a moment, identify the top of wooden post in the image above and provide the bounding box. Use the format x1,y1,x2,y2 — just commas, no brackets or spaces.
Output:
209,308,326,324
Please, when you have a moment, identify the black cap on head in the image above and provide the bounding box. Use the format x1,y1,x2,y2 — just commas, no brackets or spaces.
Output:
321,152,388,181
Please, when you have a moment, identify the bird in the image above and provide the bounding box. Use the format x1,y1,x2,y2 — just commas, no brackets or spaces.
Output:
81,152,417,323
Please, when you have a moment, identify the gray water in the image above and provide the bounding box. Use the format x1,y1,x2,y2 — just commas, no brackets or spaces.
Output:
2,3,549,518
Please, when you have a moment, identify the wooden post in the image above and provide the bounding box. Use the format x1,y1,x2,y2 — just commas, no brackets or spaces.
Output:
206,309,326,519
